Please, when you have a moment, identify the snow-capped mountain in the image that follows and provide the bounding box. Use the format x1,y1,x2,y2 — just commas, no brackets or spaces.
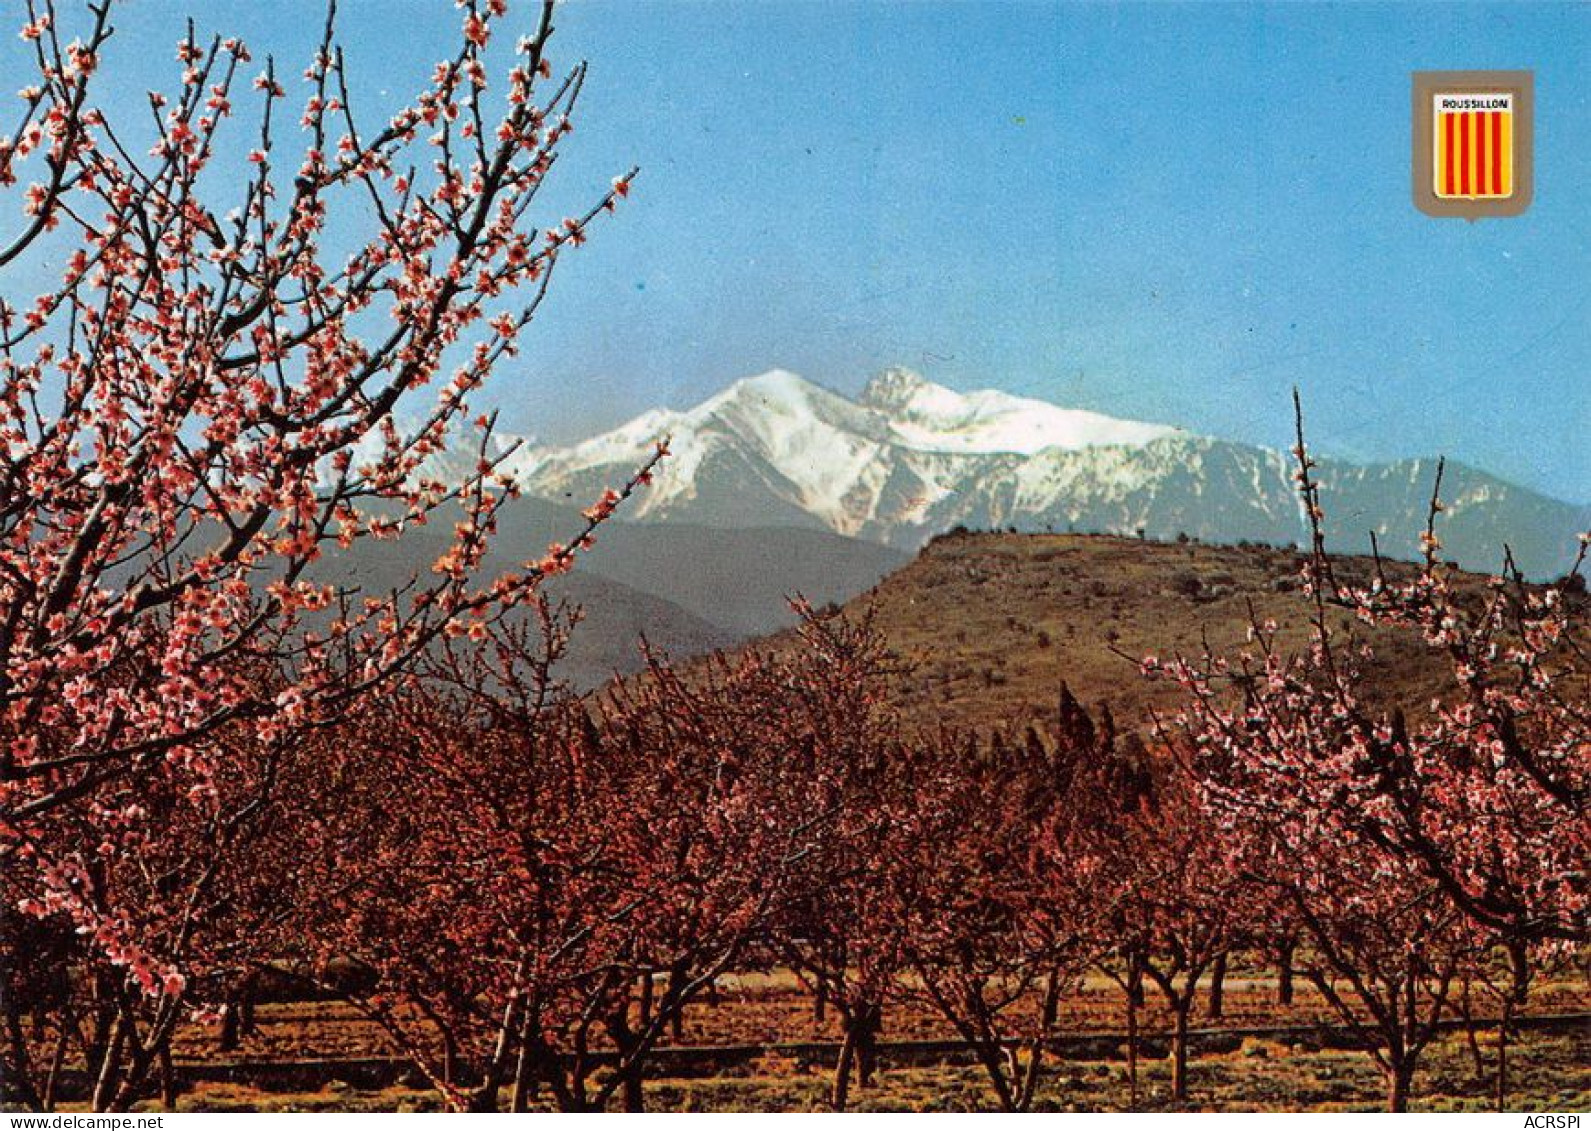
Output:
511,368,1182,536
478,368,1587,579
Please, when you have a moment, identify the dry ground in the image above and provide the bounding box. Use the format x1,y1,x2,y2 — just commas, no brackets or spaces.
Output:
168,970,1589,1060
144,1029,1588,1113
116,969,1590,1113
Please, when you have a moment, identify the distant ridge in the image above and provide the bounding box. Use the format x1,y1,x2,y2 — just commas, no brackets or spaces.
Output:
430,368,1587,579
720,532,1590,736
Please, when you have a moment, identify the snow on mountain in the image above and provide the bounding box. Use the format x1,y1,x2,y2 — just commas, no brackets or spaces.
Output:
461,367,1585,579
343,423,540,493
517,368,1191,537
861,366,1178,455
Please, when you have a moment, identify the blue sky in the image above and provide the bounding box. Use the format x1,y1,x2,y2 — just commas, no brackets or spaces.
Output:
10,2,1589,501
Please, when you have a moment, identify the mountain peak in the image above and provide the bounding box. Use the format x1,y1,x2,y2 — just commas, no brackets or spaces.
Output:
727,368,813,397
472,364,1580,577
859,367,932,413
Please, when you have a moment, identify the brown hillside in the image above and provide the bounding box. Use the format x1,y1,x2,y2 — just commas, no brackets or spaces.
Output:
737,531,1575,736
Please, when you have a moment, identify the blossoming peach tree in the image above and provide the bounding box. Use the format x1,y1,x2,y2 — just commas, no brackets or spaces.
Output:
286,608,870,1113
0,0,650,1103
1145,396,1588,1110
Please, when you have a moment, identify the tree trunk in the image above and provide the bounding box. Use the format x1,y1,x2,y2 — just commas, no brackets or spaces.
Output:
2,994,43,1110
111,1030,170,1114
1017,1043,1044,1113
830,1018,857,1111
158,1043,178,1109
971,1042,1019,1112
90,1012,129,1113
1495,1000,1515,1111
1495,1024,1508,1111
606,1005,646,1113
218,973,257,1053
510,1034,536,1113
1125,970,1140,1109
1207,953,1227,1020
662,973,684,1041
42,1022,69,1111
239,982,257,1040
1019,967,1062,1112
85,982,115,1085
218,1003,241,1054
466,1080,501,1113
1170,999,1192,1104
563,1019,600,1114
856,1002,880,1089
441,1031,458,1096
621,1067,645,1113
1385,1060,1414,1113
1458,984,1486,1078
1497,939,1529,1111
1276,941,1295,1006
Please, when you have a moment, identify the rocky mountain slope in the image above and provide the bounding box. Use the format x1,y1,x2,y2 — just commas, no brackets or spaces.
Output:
314,497,905,686
481,368,1586,579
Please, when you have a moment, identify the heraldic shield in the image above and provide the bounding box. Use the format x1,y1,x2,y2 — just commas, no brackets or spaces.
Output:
1434,92,1514,199
1413,71,1533,219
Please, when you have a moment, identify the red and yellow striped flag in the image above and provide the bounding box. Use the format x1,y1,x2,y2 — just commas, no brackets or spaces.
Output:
1434,94,1514,199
